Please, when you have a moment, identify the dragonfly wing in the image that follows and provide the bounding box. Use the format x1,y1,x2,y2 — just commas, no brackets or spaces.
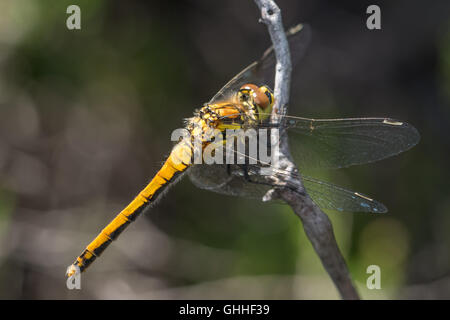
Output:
279,117,420,172
302,175,387,213
188,116,405,213
189,162,387,213
188,164,233,192
188,164,274,199
209,24,311,103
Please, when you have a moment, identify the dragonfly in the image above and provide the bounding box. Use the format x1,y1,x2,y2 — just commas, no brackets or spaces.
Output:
66,24,420,277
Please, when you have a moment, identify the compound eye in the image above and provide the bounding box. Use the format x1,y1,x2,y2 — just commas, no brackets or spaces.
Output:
261,86,274,106
239,83,270,109
240,83,259,92
253,89,270,109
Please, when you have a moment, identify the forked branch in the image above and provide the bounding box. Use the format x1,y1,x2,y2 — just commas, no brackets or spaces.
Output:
253,0,360,300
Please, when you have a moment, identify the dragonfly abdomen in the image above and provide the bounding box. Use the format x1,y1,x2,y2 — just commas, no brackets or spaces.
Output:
67,141,192,276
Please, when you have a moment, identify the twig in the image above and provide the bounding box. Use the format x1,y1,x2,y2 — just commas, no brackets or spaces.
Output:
253,0,360,300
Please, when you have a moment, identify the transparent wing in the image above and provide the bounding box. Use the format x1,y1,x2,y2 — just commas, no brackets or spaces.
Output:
188,164,274,200
219,113,420,172
276,116,421,173
188,161,387,213
209,24,311,103
302,175,387,213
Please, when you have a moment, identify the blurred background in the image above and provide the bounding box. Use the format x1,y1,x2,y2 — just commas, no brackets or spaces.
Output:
0,0,448,299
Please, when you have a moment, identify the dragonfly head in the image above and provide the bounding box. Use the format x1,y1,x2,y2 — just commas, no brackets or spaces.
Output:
238,84,274,121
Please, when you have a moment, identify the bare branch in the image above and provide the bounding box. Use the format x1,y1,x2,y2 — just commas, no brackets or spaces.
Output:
253,0,360,300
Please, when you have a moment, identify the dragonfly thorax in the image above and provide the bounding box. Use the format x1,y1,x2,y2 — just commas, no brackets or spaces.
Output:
183,84,276,156
189,84,274,134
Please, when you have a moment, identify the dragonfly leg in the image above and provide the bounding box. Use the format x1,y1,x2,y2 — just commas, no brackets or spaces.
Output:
237,163,253,182
243,163,251,181
228,163,253,182
242,164,301,192
226,163,251,181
